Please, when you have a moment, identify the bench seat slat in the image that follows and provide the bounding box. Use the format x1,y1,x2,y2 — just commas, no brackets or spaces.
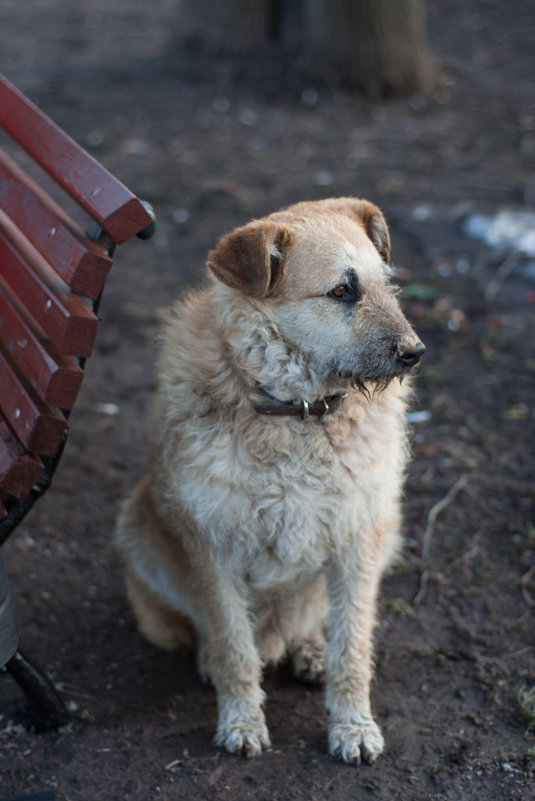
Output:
0,349,67,458
0,232,99,358
0,150,112,299
0,421,43,500
0,75,154,244
0,280,83,409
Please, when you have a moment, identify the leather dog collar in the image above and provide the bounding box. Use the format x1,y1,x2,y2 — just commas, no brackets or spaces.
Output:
254,390,348,421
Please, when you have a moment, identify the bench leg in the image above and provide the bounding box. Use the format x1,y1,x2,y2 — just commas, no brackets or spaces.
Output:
5,650,70,732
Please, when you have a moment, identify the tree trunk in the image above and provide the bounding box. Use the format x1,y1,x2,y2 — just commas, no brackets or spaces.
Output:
176,0,435,96
304,0,435,95
177,0,273,52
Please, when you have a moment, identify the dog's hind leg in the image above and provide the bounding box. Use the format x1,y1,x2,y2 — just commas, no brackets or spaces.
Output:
125,568,195,651
289,634,326,684
255,604,287,667
116,476,198,652
275,578,328,683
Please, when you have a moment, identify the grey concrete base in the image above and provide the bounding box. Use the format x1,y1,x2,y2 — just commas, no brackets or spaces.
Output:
0,547,19,668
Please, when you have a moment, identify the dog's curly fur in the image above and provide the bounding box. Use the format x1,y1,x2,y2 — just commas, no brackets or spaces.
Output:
115,198,424,764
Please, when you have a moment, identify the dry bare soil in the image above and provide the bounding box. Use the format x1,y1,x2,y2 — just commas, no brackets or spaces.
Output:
1,1,534,799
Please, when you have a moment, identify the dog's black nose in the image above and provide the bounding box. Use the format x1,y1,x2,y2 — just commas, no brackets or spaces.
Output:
397,341,426,367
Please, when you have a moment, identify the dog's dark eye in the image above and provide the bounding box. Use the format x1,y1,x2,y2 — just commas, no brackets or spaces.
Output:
328,284,359,303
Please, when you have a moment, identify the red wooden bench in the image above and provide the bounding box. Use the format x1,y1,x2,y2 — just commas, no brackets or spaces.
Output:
0,74,155,729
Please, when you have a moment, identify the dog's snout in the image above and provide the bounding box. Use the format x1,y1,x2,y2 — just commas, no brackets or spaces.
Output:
397,341,426,367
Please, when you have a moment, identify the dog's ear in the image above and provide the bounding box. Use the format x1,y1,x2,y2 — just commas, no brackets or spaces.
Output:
353,199,391,265
327,198,391,265
207,220,294,298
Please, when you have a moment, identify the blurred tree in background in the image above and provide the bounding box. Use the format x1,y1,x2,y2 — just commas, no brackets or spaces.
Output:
177,0,436,95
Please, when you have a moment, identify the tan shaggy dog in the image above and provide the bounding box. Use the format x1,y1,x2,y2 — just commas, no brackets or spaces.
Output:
115,197,425,765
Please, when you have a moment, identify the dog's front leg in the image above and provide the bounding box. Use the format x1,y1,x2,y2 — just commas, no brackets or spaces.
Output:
324,551,385,766
200,574,270,758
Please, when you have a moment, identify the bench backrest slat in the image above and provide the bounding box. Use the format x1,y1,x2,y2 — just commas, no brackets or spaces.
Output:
0,151,113,299
0,421,44,500
0,233,99,358
0,75,154,244
0,73,154,521
0,349,67,457
0,280,83,409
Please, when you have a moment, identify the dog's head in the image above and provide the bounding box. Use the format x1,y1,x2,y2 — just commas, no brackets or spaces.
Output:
207,198,424,390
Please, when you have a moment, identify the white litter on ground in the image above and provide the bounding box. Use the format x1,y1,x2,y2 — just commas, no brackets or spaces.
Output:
463,209,535,257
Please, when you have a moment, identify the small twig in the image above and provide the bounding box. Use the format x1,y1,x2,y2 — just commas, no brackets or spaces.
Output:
413,570,431,607
164,758,184,771
484,253,518,303
414,474,469,605
448,528,483,570
520,565,535,608
477,647,533,665
421,474,470,562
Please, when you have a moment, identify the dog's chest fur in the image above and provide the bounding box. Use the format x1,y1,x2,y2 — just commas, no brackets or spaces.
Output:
193,406,405,590
154,290,409,593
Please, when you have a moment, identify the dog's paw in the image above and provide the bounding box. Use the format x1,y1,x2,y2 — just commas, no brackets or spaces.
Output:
328,717,384,766
214,717,271,758
291,637,325,684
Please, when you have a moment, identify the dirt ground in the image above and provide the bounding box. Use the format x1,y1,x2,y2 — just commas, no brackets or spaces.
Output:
1,0,535,799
